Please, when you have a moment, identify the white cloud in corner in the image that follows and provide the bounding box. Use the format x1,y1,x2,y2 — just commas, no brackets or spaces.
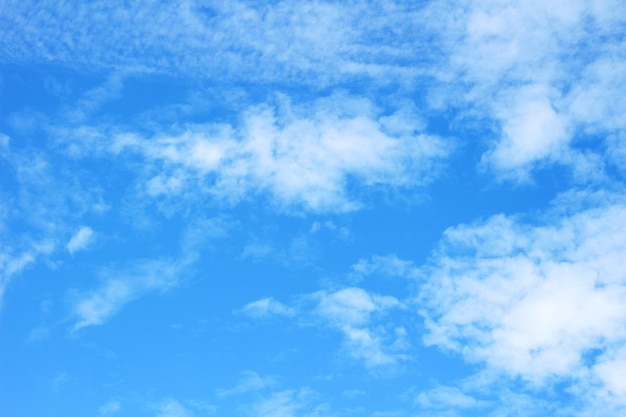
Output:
419,190,626,398
66,226,94,254
435,0,626,181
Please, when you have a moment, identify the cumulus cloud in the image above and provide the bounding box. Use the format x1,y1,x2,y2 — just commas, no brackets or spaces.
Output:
109,95,448,213
66,226,94,254
432,0,626,180
419,189,626,400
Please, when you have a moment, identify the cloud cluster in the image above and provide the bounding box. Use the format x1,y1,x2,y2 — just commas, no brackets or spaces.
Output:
419,190,626,403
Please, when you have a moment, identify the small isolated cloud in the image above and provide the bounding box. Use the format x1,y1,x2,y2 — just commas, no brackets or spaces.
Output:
415,385,486,410
70,257,193,330
250,389,323,417
419,189,626,401
242,297,296,319
309,221,349,239
155,398,193,417
217,371,277,397
0,251,35,305
50,371,70,393
351,255,417,280
66,226,94,254
99,400,121,416
314,287,408,367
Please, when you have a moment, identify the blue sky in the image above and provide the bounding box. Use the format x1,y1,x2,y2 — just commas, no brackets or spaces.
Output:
1,1,626,416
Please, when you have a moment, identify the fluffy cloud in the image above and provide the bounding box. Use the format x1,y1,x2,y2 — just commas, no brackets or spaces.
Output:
419,189,626,400
433,0,626,180
110,95,448,213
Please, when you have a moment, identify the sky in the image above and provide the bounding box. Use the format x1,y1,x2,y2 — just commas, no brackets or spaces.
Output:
1,0,626,416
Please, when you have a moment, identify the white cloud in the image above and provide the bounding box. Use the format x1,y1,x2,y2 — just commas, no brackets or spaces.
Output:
431,0,626,180
66,226,94,254
99,400,121,416
0,140,107,307
314,287,408,367
217,371,277,397
0,252,35,305
0,1,435,85
242,297,296,319
110,95,448,213
155,398,193,417
250,389,326,417
415,385,486,410
593,347,626,400
241,287,408,368
419,189,626,399
351,255,417,280
71,257,193,330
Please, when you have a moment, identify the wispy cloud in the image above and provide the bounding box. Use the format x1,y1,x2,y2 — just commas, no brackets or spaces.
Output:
0,1,436,84
351,255,417,280
249,389,325,417
154,398,194,417
0,136,107,305
98,400,121,416
70,256,194,330
66,226,94,254
241,298,296,319
217,371,277,397
414,385,486,411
